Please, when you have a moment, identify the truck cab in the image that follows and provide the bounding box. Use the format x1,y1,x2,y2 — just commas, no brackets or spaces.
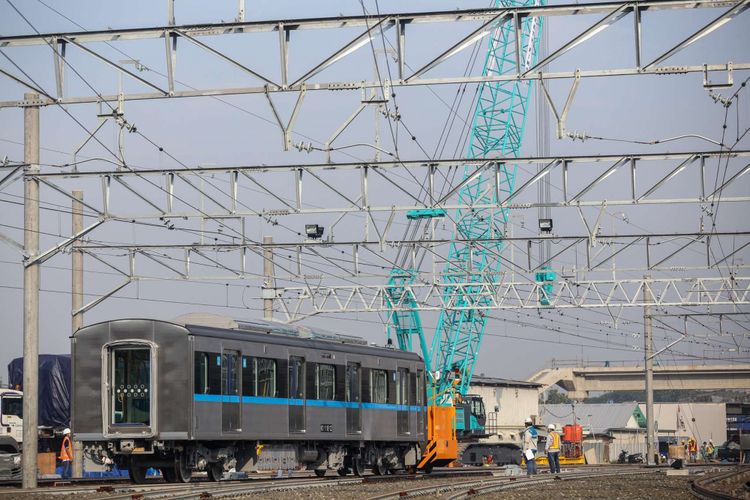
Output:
0,389,23,444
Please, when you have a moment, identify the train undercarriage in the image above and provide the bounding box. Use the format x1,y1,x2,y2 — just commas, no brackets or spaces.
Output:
89,440,421,483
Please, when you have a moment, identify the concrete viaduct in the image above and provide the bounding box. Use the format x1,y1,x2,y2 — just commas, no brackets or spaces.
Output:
527,364,750,400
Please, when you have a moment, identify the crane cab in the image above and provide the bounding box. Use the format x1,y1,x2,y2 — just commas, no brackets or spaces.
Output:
456,394,486,439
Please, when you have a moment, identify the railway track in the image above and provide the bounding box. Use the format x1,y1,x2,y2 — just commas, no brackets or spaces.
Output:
690,467,750,500
367,468,662,500
0,468,493,499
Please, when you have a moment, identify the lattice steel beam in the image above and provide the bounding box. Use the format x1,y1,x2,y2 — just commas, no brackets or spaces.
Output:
0,1,746,108
28,151,750,222
66,231,750,281
271,276,750,321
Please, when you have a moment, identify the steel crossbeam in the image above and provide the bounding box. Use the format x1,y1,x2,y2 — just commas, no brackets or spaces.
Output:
27,151,750,222
60,231,750,284
272,276,750,321
0,1,747,108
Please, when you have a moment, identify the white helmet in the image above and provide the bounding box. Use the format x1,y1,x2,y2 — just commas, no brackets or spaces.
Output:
62,428,71,435
525,417,533,424
548,424,556,431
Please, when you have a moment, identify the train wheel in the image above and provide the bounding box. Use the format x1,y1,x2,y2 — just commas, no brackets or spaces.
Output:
423,463,434,475
129,458,148,484
207,462,223,482
172,453,192,483
351,458,364,477
373,462,386,476
406,465,417,475
314,469,327,477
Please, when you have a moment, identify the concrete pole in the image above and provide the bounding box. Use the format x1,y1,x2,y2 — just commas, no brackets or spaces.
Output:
22,92,40,489
263,236,274,321
71,190,84,478
643,275,656,465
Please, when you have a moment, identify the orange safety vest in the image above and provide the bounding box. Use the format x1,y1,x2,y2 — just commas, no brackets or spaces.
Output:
59,435,73,461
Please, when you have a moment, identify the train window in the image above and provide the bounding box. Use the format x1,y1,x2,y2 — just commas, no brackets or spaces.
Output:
194,351,221,394
397,368,409,405
346,363,360,402
195,353,209,394
112,348,150,425
395,368,409,405
316,364,335,400
221,351,240,397
242,356,254,396
289,357,305,400
416,370,424,405
256,358,277,398
371,369,388,404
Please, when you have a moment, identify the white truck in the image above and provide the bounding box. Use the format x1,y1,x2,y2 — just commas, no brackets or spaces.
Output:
0,388,23,445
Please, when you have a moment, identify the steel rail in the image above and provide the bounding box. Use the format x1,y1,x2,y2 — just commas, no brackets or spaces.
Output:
690,467,750,500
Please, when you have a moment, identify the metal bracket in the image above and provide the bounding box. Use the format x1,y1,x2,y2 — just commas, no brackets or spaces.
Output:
539,69,581,139
703,61,733,89
265,86,307,151
577,203,607,248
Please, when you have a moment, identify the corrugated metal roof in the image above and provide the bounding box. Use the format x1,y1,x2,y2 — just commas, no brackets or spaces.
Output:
470,375,543,388
539,403,641,435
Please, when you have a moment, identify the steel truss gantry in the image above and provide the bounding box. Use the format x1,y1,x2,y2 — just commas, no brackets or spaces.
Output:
271,276,750,321
22,150,750,221
58,229,750,279
0,0,747,109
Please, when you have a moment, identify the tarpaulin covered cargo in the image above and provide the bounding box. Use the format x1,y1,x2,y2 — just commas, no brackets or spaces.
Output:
8,354,71,428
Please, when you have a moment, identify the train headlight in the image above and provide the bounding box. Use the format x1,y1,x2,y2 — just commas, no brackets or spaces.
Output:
13,455,21,466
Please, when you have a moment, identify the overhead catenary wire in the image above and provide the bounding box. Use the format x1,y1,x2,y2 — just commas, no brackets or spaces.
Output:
1,1,746,366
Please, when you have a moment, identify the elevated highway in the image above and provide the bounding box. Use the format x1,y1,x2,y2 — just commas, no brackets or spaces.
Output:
527,364,750,400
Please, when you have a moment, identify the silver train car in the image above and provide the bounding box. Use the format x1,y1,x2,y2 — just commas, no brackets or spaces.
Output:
72,318,427,483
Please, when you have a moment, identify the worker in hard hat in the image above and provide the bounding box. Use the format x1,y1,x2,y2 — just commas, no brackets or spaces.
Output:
546,424,561,475
59,428,73,479
523,417,538,476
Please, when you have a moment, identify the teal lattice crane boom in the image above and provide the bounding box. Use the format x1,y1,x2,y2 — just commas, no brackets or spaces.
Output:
386,0,544,402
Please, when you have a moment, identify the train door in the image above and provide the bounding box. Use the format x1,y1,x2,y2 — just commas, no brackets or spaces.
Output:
346,363,362,435
397,368,410,435
221,350,241,433
289,356,305,433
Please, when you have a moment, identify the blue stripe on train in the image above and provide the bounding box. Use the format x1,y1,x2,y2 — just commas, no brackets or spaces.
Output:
193,394,424,412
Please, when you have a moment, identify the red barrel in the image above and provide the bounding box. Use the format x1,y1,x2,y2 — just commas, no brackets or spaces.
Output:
562,424,583,442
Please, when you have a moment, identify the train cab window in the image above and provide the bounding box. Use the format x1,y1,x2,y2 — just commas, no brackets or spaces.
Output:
397,368,409,405
371,369,388,404
112,348,150,425
256,358,277,398
316,364,335,400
